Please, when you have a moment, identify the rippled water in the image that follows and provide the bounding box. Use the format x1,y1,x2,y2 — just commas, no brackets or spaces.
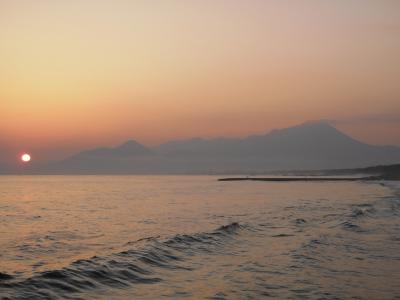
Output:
0,176,399,299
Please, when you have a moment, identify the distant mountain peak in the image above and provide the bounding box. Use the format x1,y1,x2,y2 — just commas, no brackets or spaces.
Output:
117,139,145,149
268,121,350,139
282,120,336,131
113,139,152,155
70,139,152,160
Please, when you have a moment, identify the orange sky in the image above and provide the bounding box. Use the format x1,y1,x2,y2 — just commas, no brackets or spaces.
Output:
1,1,400,162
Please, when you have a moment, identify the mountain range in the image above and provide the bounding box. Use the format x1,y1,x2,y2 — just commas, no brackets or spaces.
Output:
12,122,400,174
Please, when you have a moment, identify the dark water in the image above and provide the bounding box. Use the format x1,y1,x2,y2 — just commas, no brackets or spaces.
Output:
0,176,399,299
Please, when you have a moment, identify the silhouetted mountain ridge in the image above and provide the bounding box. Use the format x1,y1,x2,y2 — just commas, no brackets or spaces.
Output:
156,122,380,157
26,121,400,174
70,139,153,159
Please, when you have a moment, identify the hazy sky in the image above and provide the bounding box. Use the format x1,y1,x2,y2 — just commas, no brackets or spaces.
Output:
1,0,399,162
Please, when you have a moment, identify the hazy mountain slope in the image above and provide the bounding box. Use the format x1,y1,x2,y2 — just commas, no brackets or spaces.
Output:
36,140,155,174
154,122,400,170
33,122,400,174
70,140,153,159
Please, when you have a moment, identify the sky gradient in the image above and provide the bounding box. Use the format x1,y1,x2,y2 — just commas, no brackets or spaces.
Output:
1,0,400,163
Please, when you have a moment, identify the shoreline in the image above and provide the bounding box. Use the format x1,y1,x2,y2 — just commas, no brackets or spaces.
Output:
218,177,379,182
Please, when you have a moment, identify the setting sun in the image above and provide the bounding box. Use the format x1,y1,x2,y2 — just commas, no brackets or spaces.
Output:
21,153,31,162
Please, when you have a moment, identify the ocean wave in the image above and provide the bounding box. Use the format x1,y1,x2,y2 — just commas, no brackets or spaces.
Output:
0,272,13,281
350,204,376,218
0,222,245,299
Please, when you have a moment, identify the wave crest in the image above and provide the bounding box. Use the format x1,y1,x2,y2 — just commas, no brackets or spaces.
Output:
0,222,245,299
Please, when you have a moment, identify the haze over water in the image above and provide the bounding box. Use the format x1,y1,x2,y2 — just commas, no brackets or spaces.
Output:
1,176,399,299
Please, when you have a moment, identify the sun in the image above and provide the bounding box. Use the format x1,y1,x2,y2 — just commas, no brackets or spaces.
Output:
21,153,31,162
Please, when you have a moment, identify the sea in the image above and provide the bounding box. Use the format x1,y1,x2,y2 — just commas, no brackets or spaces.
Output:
0,176,399,299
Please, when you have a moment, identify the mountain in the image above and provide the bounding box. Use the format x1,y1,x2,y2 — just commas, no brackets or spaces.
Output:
154,121,400,171
32,121,400,174
36,140,155,174
70,140,153,159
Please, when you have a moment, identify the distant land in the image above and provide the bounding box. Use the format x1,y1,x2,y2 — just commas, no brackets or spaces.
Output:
275,163,400,179
4,121,400,174
219,164,400,181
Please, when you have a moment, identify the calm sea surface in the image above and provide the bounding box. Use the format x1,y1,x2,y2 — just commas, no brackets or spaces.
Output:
0,176,399,299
